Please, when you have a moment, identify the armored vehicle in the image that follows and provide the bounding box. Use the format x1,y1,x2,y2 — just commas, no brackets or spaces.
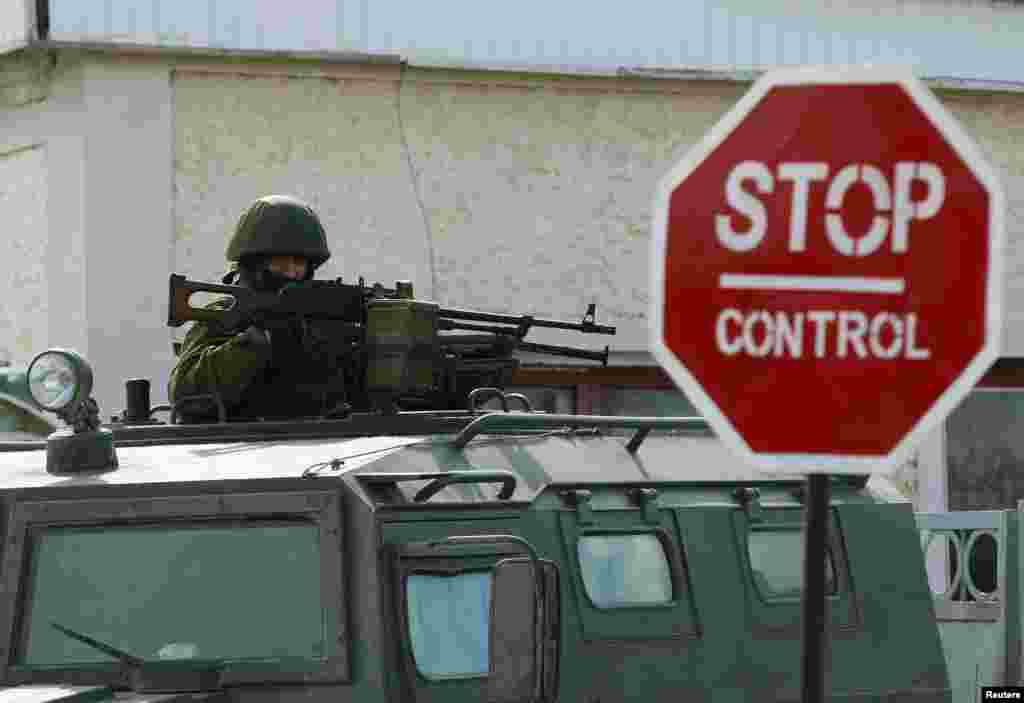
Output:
0,343,952,702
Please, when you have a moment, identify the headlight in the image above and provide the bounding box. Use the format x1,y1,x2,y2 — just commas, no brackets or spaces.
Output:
27,349,93,412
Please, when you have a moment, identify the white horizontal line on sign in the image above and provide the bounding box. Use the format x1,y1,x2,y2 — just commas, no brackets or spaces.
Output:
719,274,906,294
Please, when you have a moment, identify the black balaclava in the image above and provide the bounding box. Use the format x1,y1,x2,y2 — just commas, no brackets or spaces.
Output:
224,256,311,293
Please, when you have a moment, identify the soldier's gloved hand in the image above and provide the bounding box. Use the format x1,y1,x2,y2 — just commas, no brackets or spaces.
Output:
237,325,271,348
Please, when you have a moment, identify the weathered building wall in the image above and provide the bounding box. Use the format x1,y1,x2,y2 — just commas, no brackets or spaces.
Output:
0,1,31,53
0,52,172,417
942,91,1024,353
172,65,434,298
79,58,174,415
393,72,729,352
173,67,745,352
173,65,1024,354
0,52,88,374
0,145,48,364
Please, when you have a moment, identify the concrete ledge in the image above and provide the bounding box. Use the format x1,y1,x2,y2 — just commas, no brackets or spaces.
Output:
933,598,1001,622
5,38,1023,96
34,39,402,66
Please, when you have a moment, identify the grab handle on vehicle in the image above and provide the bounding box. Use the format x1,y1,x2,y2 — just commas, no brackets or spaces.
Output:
413,471,517,502
359,471,517,502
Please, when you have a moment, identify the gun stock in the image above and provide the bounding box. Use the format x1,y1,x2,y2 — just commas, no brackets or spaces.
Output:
167,274,276,329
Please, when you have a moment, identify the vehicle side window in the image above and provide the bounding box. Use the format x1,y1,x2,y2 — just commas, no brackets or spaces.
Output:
577,534,673,608
405,571,492,678
746,528,837,600
559,509,699,641
735,508,858,634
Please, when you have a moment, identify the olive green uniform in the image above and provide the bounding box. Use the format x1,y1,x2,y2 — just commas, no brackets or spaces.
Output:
169,303,349,421
169,299,270,420
169,195,347,422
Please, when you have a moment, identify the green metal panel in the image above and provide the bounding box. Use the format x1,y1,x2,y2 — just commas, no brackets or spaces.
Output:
838,503,951,696
673,506,753,693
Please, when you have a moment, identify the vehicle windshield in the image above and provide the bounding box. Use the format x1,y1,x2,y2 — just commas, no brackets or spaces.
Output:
18,520,324,667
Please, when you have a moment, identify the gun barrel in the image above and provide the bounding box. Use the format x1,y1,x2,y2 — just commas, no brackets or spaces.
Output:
437,319,519,335
437,307,616,335
517,341,609,365
440,333,607,364
439,333,516,350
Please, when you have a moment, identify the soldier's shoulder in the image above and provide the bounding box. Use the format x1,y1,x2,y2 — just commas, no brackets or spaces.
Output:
181,297,242,341
200,297,239,328
204,297,236,311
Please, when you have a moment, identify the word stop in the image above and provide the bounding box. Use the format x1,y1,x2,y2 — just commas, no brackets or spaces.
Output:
715,161,945,256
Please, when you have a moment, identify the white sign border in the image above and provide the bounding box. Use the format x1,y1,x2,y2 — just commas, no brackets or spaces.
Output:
649,65,1005,475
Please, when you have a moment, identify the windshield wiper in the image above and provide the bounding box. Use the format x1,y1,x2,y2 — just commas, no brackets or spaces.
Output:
50,621,222,693
50,621,144,668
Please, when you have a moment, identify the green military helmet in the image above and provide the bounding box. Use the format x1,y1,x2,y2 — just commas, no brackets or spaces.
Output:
226,195,331,271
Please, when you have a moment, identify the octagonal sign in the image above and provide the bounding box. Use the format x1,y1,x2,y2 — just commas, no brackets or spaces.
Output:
650,67,1004,474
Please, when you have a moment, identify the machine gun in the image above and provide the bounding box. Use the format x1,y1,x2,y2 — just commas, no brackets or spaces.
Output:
168,273,404,333
167,274,616,414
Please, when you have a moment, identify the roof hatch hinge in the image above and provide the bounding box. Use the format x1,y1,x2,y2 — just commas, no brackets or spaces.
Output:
562,489,594,525
733,487,763,523
631,487,660,523
625,427,651,453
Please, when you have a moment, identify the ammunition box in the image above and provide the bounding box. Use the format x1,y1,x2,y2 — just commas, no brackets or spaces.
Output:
365,299,440,407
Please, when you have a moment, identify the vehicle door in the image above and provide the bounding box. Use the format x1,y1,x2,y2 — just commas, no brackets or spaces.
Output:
383,513,558,703
555,487,702,699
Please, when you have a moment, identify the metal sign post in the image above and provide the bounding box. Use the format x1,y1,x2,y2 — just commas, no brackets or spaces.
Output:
801,474,830,702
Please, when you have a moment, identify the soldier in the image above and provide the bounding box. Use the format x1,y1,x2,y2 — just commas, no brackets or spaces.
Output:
169,195,350,422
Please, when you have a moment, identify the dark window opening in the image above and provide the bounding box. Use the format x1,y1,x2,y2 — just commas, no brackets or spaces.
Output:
734,509,858,634
746,528,837,601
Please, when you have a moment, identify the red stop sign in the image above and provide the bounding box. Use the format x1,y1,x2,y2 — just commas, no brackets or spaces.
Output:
650,68,1004,473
